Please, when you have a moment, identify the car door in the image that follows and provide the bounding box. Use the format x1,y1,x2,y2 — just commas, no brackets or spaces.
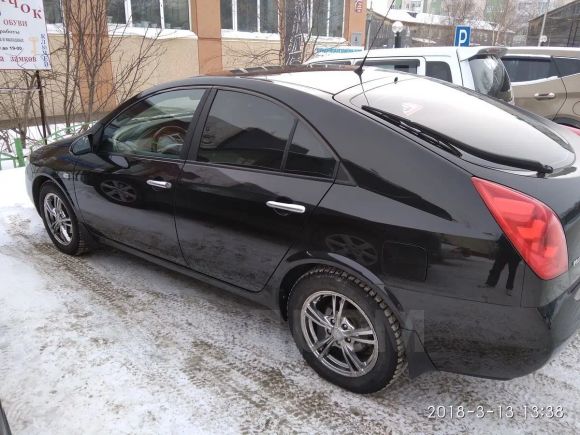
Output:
74,88,208,264
174,89,338,291
502,56,566,119
553,56,580,125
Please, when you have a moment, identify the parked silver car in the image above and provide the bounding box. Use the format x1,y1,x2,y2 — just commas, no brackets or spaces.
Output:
305,46,514,103
502,47,580,127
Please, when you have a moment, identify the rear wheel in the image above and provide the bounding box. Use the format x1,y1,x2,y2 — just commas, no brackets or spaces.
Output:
288,267,406,394
39,182,90,256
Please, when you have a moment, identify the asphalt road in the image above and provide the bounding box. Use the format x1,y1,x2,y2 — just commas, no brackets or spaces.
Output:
1,168,579,434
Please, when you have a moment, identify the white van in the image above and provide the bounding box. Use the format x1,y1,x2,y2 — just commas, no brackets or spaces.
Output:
305,46,514,103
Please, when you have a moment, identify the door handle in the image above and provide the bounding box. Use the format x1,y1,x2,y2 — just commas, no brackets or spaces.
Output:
534,92,556,100
147,179,172,189
266,201,306,214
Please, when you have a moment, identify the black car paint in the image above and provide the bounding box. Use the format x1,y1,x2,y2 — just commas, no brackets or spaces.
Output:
26,68,580,381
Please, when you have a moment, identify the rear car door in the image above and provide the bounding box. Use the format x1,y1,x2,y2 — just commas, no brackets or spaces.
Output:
502,56,566,118
74,88,207,264
174,89,338,291
553,56,580,125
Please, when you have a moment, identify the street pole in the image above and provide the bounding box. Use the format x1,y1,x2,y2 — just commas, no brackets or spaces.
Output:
538,0,550,46
35,70,48,145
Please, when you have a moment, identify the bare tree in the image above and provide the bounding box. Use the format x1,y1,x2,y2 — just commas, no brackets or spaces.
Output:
52,0,165,129
485,0,519,45
0,71,39,149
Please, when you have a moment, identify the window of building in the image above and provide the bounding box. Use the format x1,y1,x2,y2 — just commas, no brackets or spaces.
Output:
104,0,190,29
198,91,295,171
44,0,63,24
102,89,205,158
221,0,344,37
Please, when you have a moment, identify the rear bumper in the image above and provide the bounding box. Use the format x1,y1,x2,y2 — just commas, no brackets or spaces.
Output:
393,281,580,380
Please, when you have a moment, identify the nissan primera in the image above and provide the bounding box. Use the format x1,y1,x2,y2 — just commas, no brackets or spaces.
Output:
26,66,580,394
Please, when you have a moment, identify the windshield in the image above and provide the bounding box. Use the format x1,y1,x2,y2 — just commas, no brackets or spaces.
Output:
468,55,513,103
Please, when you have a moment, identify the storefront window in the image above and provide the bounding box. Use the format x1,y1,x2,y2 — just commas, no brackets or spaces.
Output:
107,0,127,25
103,0,190,29
44,0,63,24
238,0,258,32
260,0,278,33
221,0,234,29
131,0,162,28
221,0,343,36
164,0,190,29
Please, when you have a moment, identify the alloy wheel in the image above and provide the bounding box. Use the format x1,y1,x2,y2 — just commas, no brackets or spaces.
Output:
43,193,73,245
300,290,379,377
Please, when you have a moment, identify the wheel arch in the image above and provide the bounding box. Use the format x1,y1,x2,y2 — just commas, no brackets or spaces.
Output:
32,172,74,214
275,253,405,324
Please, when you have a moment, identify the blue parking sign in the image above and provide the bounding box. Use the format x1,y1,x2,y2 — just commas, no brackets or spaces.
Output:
454,26,471,47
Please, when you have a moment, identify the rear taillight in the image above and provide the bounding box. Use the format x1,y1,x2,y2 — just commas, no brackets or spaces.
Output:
472,177,568,280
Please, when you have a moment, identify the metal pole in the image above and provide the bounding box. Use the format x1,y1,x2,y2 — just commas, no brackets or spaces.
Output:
14,138,25,167
35,70,48,145
538,0,550,46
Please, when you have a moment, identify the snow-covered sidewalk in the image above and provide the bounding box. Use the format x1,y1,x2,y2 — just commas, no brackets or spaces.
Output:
1,167,579,434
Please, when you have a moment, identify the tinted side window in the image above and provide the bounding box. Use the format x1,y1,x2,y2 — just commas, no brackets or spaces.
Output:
285,122,336,178
502,57,558,82
102,89,205,157
554,57,580,77
426,61,452,83
468,56,512,102
198,91,295,171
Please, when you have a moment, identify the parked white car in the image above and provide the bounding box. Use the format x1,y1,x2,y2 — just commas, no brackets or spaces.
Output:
305,46,514,103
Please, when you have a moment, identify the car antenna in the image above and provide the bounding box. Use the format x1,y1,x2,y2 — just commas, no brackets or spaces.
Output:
355,0,396,77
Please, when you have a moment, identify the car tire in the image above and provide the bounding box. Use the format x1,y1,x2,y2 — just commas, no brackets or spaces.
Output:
39,182,90,256
288,266,406,394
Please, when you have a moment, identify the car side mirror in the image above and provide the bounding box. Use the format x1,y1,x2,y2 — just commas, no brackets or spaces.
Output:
70,135,93,155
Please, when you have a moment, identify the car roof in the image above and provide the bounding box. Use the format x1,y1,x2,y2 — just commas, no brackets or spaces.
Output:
306,46,507,63
504,46,580,58
144,65,417,96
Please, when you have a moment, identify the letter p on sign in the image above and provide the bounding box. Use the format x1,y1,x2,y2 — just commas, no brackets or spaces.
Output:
454,26,471,47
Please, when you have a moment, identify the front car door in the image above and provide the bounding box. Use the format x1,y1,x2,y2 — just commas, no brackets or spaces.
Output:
502,55,566,119
74,88,207,264
174,89,338,291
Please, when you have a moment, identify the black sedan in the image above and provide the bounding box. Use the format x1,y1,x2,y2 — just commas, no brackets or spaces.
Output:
26,66,580,394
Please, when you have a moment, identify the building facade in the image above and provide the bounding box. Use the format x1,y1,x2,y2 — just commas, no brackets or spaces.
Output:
0,1,367,126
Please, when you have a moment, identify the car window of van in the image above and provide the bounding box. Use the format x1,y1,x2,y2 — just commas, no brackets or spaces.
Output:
426,61,452,83
354,58,419,74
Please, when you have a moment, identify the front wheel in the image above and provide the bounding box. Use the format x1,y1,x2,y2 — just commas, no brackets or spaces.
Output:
39,182,90,256
288,267,406,394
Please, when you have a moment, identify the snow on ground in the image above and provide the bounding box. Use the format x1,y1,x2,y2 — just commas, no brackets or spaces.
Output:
0,166,580,434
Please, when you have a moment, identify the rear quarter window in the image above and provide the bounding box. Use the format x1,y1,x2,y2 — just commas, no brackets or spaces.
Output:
554,57,580,77
426,61,452,83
